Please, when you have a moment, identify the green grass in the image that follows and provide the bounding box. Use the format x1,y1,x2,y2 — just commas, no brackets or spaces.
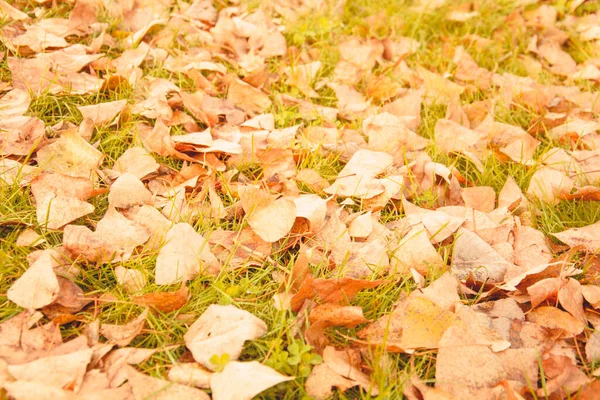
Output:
2,0,600,398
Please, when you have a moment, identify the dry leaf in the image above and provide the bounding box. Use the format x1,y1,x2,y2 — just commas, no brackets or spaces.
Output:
452,228,511,283
184,305,267,371
526,306,584,337
390,228,444,275
305,346,378,400
108,173,153,208
0,117,45,157
100,308,148,347
210,361,292,400
552,221,600,253
114,266,147,293
247,197,297,242
399,296,461,350
77,100,128,126
168,362,212,389
108,147,160,180
126,365,211,400
36,130,103,179
16,229,45,247
227,78,272,115
324,149,393,198
155,223,219,284
132,285,189,313
31,173,95,229
527,167,574,205
0,0,28,20
8,349,93,392
63,207,151,263
7,254,60,309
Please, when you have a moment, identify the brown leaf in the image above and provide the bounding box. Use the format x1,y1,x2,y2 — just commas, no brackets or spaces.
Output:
126,365,210,400
305,346,378,400
526,306,584,337
8,348,93,392
77,100,127,126
390,227,445,275
184,305,267,371
7,57,58,95
108,147,160,180
42,277,90,319
36,130,103,179
527,277,562,309
155,222,219,284
63,207,151,263
399,296,461,350
133,285,189,313
0,0,28,20
31,173,95,229
210,361,293,400
108,173,153,209
227,78,272,115
552,221,600,253
7,254,60,309
557,278,586,324
100,308,148,347
527,167,574,205
167,362,212,389
246,197,297,243
0,116,45,157
291,277,386,312
451,228,511,283
364,112,428,155
324,149,393,198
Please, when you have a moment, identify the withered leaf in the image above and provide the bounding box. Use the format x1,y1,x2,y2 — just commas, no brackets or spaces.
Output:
133,285,189,313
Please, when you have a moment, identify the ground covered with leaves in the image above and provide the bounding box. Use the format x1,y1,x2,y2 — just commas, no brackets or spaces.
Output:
2,0,600,398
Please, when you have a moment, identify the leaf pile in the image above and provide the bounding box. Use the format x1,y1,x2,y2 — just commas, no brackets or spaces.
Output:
2,0,600,399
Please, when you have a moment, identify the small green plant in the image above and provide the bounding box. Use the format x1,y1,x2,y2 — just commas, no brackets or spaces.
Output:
209,353,231,372
265,339,323,378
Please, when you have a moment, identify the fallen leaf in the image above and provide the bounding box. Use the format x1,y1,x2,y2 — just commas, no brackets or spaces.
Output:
168,362,212,389
0,116,46,156
63,207,151,263
7,254,60,309
552,221,600,253
30,173,95,229
155,222,219,284
184,305,267,371
133,285,189,313
390,227,445,275
108,147,160,180
527,166,574,205
451,228,511,283
324,149,393,198
126,365,211,400
291,277,386,311
363,112,428,155
210,361,293,400
42,276,90,318
305,346,378,400
8,349,93,392
15,229,45,247
227,78,272,115
77,100,128,126
108,173,153,208
0,0,28,20
114,266,147,293
526,306,584,337
399,296,461,350
100,308,148,347
36,130,103,179
247,197,297,242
